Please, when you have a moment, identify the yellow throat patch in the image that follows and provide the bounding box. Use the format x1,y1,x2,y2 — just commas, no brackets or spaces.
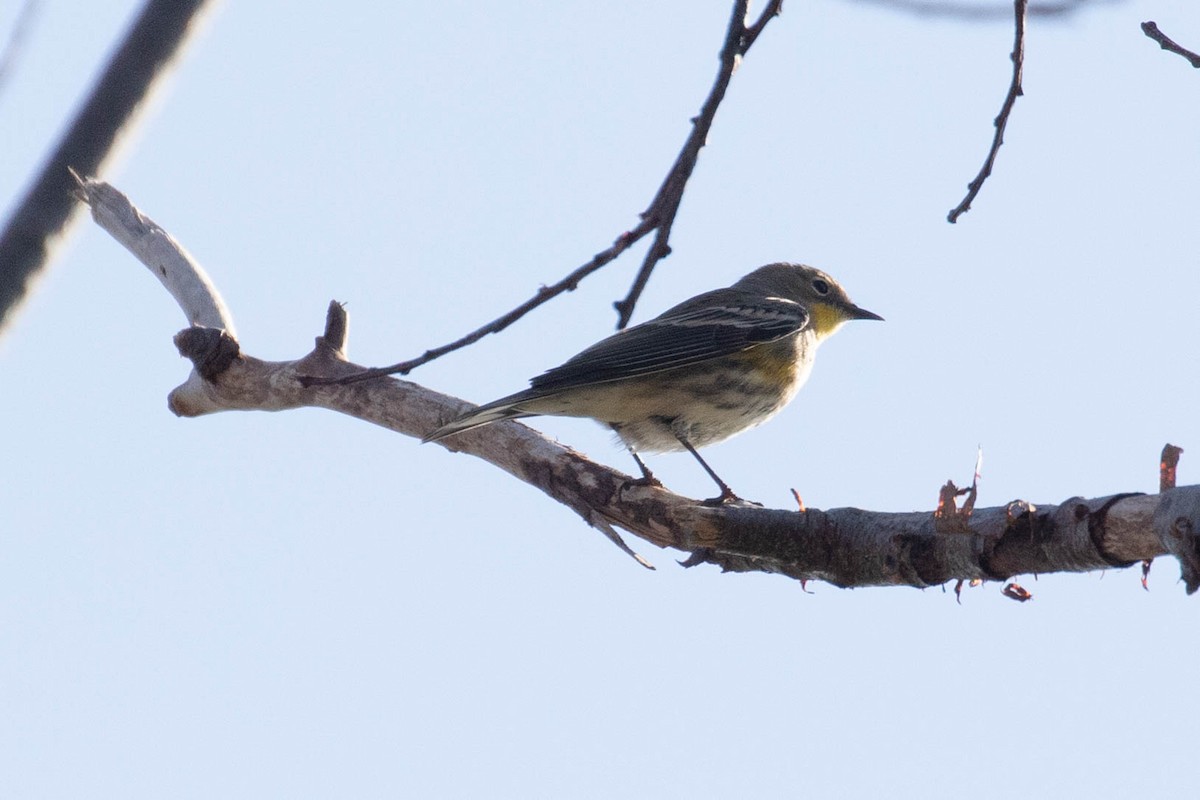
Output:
809,302,849,340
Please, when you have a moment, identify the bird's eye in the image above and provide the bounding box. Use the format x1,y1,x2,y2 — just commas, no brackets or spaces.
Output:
812,278,830,295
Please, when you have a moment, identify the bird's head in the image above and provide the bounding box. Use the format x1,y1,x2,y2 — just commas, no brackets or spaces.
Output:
733,263,882,340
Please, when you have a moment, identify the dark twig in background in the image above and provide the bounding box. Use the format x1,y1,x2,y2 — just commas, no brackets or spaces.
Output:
0,0,214,332
1141,21,1200,68
0,0,39,99
946,0,1028,223
318,0,784,387
852,0,1106,21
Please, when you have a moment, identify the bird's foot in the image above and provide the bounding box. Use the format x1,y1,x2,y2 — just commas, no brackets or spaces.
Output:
622,473,664,491
701,486,742,506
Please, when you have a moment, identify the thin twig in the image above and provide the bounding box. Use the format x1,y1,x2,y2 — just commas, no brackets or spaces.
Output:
742,0,784,50
314,1,785,386
947,0,1028,223
1141,21,1200,68
302,217,656,385
614,0,784,329
0,0,39,100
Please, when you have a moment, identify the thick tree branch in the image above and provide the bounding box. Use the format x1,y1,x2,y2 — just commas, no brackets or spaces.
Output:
947,0,1027,223
0,0,215,333
79,176,1200,595
155,331,1200,595
314,0,785,388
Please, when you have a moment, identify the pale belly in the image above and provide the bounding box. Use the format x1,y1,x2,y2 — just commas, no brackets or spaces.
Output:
520,341,815,453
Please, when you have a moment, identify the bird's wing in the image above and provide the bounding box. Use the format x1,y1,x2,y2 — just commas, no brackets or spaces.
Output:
529,289,809,392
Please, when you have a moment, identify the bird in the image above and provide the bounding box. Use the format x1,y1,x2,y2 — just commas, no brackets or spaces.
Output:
423,262,881,503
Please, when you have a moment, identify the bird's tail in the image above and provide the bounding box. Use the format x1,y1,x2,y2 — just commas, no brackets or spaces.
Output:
421,397,532,443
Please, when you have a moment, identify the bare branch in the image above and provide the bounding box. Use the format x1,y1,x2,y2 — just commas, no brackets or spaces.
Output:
83,177,1200,594
0,0,215,334
1141,21,1200,68
947,0,1028,223
320,1,787,387
613,0,784,329
173,333,1200,593
743,0,784,50
304,218,656,386
71,172,236,335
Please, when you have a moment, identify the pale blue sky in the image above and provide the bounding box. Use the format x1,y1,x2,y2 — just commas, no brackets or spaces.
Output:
2,1,1198,797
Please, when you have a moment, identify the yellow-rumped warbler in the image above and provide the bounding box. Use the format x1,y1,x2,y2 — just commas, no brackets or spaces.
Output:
424,263,881,502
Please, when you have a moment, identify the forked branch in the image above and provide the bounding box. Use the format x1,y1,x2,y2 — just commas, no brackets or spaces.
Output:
313,0,785,387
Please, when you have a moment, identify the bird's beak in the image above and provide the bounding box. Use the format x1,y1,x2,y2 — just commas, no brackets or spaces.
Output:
847,304,884,322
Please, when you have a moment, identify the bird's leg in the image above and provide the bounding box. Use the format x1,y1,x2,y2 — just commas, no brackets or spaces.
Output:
612,424,663,489
627,450,662,487
675,435,740,505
